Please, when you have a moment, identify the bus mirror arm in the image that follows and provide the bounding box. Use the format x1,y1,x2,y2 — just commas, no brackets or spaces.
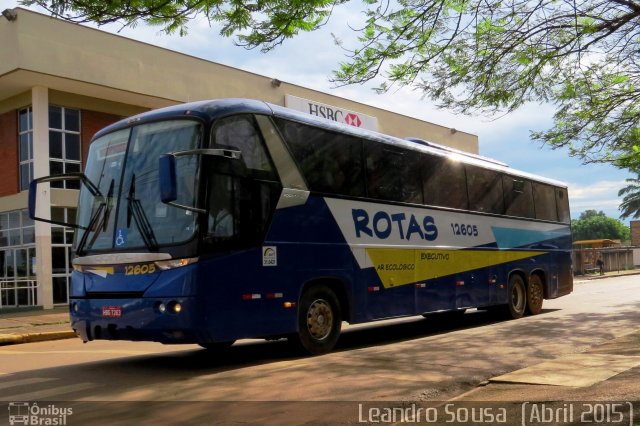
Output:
170,148,242,160
159,149,210,213
28,172,99,228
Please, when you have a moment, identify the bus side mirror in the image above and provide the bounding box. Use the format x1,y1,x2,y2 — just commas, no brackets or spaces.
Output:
28,180,38,220
159,154,177,204
28,173,98,228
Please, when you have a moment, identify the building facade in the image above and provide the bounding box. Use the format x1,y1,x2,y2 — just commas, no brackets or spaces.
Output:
631,220,640,247
0,8,479,310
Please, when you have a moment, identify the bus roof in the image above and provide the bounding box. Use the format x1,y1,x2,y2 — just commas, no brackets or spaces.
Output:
93,98,568,189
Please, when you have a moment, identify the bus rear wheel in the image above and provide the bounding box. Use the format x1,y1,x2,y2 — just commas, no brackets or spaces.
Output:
506,275,526,319
292,285,342,355
526,274,544,315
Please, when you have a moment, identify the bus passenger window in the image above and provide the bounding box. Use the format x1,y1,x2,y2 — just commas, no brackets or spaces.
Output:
423,155,468,210
533,183,558,221
466,166,504,214
556,188,571,223
212,115,277,180
503,177,535,218
275,119,365,197
365,142,422,203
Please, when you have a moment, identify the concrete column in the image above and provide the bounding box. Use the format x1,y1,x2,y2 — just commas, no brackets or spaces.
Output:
32,86,53,309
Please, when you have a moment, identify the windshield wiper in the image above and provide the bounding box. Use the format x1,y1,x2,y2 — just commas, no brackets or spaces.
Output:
76,179,113,257
127,174,159,251
76,203,105,257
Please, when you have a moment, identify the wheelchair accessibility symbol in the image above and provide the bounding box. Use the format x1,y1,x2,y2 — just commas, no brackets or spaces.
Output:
115,229,127,247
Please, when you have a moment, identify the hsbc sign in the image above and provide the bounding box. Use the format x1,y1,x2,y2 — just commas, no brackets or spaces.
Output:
285,95,378,131
345,113,361,127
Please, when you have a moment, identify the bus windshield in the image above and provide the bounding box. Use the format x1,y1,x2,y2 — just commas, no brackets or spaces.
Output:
76,120,202,253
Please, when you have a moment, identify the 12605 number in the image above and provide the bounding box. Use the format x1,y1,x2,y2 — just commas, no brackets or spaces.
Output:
450,223,479,237
125,264,156,275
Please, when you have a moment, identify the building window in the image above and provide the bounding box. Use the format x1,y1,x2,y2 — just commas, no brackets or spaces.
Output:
0,210,35,248
0,210,37,308
49,106,81,189
19,107,34,192
51,207,75,304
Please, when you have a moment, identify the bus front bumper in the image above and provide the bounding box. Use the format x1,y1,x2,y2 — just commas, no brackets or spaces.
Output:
69,297,204,344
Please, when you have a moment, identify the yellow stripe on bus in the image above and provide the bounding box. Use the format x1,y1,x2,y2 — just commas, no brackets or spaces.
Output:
367,248,544,288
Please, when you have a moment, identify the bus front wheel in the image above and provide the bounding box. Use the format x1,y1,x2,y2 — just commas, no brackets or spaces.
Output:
506,275,526,319
292,285,342,355
526,274,544,315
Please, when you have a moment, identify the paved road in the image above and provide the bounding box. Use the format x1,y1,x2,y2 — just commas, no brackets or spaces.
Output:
1,276,639,424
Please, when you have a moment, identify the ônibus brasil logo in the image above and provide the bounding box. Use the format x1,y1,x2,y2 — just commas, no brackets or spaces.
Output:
8,402,73,425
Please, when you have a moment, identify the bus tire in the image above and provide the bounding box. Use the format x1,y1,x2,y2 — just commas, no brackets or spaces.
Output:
506,274,526,319
293,285,342,355
526,274,544,315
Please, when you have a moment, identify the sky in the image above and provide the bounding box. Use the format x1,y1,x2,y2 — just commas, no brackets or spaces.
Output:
0,1,634,223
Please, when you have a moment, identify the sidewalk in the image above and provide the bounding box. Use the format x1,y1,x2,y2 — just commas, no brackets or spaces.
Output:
574,268,640,282
0,306,75,346
450,329,640,412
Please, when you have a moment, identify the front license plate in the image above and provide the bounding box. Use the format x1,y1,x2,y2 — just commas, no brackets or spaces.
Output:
102,306,122,318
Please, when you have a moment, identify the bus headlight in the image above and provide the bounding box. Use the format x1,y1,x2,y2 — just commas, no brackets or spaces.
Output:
154,257,198,271
168,301,182,314
156,301,182,314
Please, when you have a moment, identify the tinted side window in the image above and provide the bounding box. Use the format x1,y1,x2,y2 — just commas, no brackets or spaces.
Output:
365,141,422,203
556,187,570,223
466,166,504,214
212,115,277,180
275,119,365,197
503,177,535,218
423,155,468,210
533,183,558,221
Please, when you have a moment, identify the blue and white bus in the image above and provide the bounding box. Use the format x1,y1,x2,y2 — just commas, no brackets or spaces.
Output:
30,98,573,354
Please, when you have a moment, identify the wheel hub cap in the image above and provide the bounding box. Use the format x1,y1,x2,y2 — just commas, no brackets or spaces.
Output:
307,299,333,340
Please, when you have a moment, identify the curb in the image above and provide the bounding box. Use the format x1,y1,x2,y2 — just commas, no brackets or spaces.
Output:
0,330,77,346
575,271,640,281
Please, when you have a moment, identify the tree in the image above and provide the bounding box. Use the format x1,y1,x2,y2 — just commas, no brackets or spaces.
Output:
618,176,640,220
579,210,606,220
571,211,630,242
20,1,640,165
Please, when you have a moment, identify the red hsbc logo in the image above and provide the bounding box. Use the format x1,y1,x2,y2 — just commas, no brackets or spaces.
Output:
345,113,362,127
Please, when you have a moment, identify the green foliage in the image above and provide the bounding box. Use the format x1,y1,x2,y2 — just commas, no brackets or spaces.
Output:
20,0,640,168
618,176,640,220
579,210,606,220
572,211,630,242
21,0,344,50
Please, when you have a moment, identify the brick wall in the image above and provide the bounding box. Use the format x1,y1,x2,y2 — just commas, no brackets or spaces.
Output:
631,221,640,246
0,109,121,198
80,110,123,165
0,111,19,196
